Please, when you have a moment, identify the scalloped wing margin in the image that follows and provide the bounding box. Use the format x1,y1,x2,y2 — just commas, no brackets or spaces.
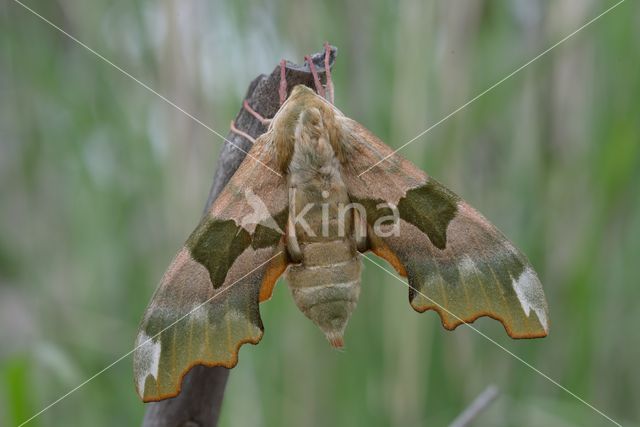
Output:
134,133,289,402
134,239,287,402
339,117,549,338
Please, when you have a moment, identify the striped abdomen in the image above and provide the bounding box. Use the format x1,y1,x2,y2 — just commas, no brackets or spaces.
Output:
286,240,361,347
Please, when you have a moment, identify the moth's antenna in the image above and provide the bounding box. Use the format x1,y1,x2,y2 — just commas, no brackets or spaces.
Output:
229,120,256,144
242,100,271,126
305,54,326,99
323,42,334,104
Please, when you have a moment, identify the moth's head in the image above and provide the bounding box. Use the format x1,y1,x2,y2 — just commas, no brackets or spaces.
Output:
271,84,347,171
288,84,321,103
274,84,327,123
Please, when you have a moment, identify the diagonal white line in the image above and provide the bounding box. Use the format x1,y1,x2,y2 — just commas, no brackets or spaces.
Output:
17,250,284,427
10,0,282,178
359,0,625,177
362,253,623,427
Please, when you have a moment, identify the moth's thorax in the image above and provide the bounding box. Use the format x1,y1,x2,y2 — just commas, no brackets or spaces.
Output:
270,84,348,173
288,107,350,240
284,100,361,348
282,87,354,252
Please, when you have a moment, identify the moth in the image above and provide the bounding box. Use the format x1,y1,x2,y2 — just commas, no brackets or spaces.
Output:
134,45,549,402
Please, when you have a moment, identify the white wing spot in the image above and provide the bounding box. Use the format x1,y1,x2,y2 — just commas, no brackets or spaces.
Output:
458,255,477,275
134,332,161,394
511,267,549,333
225,308,247,323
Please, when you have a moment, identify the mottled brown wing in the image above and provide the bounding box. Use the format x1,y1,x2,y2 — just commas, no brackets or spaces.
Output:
134,133,289,402
339,117,549,338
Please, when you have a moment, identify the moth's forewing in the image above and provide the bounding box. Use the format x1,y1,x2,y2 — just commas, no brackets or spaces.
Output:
339,117,549,338
134,134,289,402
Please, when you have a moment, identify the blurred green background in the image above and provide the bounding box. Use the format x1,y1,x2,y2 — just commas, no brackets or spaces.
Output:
1,0,639,426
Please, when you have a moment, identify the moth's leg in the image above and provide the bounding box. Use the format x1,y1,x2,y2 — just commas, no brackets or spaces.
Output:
305,54,326,99
286,212,302,263
229,120,256,144
353,206,368,252
286,187,303,262
279,59,287,106
243,100,272,126
323,41,334,104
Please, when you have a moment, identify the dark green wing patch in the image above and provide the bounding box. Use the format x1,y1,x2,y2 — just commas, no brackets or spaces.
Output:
251,209,288,250
352,181,459,251
397,181,458,249
349,196,391,225
186,208,287,289
187,219,252,289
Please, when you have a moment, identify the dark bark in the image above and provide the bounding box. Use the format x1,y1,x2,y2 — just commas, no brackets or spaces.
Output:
141,45,337,427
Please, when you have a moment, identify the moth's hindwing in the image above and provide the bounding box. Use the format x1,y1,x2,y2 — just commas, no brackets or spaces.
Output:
134,133,289,402
340,117,549,338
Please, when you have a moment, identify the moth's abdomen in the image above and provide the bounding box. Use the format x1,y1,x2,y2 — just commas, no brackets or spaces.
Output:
286,240,361,348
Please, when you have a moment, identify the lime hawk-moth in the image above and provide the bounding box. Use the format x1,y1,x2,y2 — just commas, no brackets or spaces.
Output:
134,45,549,402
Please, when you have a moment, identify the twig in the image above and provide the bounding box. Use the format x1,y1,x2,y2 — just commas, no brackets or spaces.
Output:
141,45,337,427
448,385,500,427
